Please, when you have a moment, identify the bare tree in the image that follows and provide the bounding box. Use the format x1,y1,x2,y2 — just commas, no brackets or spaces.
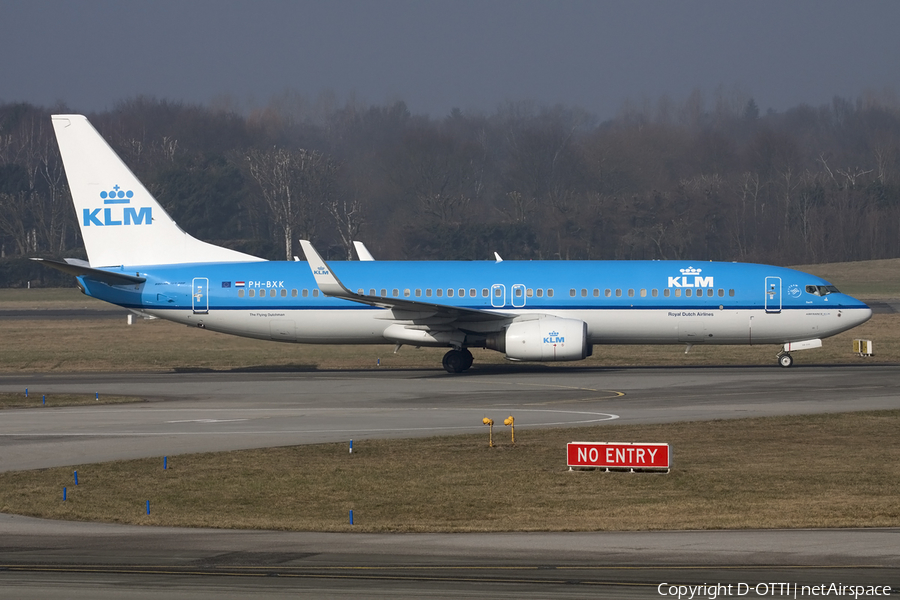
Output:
246,147,337,260
325,192,365,260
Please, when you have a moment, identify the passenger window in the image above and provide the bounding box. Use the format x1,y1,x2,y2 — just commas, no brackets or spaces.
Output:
426,289,432,297
615,289,622,297
381,289,387,296
249,289,255,298
369,289,375,296
448,289,454,297
718,289,724,297
707,289,713,297
628,289,635,297
685,289,692,297
536,289,543,297
302,289,308,297
548,289,554,297
652,289,658,297
515,287,522,297
593,289,599,297
569,289,576,297
415,289,421,297
581,289,587,297
470,289,476,297
238,289,245,298
526,288,533,297
282,289,287,297
393,289,399,297
436,289,443,297
291,289,297,297
271,289,277,297
640,289,647,297
482,289,489,297
605,289,611,297
313,290,319,297
674,289,681,297
458,288,465,297
494,288,502,297
664,289,670,297
729,289,735,297
404,289,410,297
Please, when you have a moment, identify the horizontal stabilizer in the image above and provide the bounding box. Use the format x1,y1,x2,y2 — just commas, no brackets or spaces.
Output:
31,258,146,286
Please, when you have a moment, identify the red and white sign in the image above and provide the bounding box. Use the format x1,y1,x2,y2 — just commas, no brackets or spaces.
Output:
567,442,670,469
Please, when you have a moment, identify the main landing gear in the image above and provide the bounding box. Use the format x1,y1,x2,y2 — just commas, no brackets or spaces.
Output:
442,348,474,373
777,352,794,368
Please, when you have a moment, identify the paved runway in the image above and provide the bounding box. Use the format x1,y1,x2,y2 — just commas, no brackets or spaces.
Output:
1,365,898,598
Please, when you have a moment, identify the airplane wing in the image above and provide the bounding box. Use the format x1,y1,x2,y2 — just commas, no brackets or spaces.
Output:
298,240,511,323
31,258,146,286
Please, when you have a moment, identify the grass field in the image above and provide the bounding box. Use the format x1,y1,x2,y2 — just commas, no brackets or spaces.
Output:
794,258,900,298
0,392,145,409
0,411,896,532
0,312,895,372
0,281,896,373
1,257,896,372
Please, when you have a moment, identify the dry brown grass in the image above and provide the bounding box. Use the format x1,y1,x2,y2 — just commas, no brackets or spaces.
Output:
0,307,896,372
0,392,145,409
0,411,896,532
2,254,896,373
792,258,900,298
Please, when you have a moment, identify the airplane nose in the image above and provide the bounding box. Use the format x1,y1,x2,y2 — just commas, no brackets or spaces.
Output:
845,306,873,327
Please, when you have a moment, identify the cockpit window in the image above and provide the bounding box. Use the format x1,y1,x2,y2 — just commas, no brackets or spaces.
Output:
806,284,840,296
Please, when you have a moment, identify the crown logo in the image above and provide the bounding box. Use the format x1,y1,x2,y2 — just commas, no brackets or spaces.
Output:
548,331,559,336
680,267,702,275
100,185,134,204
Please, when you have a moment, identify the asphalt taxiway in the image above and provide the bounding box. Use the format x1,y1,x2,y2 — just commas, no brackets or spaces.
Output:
2,365,899,472
1,365,898,598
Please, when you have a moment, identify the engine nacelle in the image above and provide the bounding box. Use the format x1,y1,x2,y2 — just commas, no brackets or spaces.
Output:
486,318,590,362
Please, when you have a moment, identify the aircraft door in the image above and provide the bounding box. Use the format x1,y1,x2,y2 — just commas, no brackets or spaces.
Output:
765,277,781,313
511,284,526,307
491,284,506,308
192,277,209,314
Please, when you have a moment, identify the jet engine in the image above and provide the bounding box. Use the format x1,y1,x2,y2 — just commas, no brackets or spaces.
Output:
486,317,591,361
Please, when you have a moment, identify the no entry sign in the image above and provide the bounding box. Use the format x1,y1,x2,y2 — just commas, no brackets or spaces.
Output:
567,442,670,471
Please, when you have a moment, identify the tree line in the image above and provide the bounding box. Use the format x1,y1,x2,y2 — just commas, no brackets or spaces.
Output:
1,89,899,286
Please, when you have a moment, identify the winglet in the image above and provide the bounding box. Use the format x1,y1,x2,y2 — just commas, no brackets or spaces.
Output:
353,241,376,261
298,240,353,297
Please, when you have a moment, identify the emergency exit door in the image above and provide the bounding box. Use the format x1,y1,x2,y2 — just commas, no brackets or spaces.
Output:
765,277,781,313
192,277,209,314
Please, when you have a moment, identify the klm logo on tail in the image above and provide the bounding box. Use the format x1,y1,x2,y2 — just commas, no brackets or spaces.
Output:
83,185,152,227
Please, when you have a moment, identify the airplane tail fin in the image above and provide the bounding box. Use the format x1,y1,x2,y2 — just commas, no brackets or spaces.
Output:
51,114,262,267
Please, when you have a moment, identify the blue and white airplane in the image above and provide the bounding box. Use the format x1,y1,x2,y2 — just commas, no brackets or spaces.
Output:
37,114,873,373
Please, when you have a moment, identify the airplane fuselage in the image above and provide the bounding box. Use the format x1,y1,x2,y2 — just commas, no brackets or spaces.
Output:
79,259,871,348
47,114,873,372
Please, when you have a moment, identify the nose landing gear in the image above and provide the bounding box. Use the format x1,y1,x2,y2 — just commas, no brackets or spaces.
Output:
777,352,794,368
442,348,474,373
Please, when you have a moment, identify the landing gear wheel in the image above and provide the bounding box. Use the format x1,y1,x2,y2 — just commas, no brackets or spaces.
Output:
460,348,473,371
778,353,794,368
442,349,473,373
